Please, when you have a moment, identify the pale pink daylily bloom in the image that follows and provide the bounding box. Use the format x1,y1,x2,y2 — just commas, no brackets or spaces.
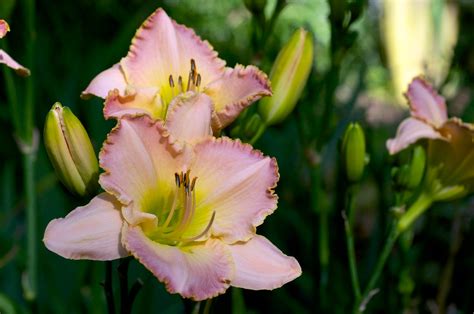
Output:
387,76,474,192
44,113,301,300
387,76,450,154
0,19,30,76
82,8,271,131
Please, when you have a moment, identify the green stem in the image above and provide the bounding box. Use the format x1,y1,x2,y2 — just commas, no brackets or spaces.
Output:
103,261,116,314
355,192,433,312
397,192,433,233
344,185,361,302
23,0,36,142
203,299,213,314
356,224,399,313
23,151,37,302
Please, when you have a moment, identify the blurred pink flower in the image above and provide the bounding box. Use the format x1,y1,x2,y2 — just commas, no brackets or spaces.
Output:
387,76,474,195
82,8,271,132
44,113,301,300
0,19,30,76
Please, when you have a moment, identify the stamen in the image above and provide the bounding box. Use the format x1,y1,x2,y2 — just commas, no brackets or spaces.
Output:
190,59,196,73
178,76,184,92
190,177,197,191
175,172,180,187
161,183,180,229
196,74,201,88
186,71,193,91
169,74,174,88
173,211,216,244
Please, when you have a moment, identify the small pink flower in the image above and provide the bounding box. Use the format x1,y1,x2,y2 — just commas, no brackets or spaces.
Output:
0,19,30,76
82,8,271,132
44,113,301,300
387,76,474,192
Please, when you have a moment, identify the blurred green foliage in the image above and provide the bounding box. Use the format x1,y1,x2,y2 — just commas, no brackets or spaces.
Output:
1,0,474,313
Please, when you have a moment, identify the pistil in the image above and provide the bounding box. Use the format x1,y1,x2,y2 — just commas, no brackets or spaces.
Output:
154,170,215,246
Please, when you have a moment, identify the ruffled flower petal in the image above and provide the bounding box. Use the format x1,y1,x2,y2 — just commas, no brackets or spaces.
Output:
122,225,234,300
120,8,225,89
103,87,163,119
99,115,184,225
81,64,127,99
191,137,279,243
228,235,301,290
43,193,128,260
406,76,448,127
165,92,213,143
386,117,446,155
0,50,30,76
205,65,271,130
0,20,10,38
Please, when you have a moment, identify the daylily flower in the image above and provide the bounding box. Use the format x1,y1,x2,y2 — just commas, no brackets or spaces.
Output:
81,8,271,132
0,19,30,76
43,113,301,300
387,76,474,200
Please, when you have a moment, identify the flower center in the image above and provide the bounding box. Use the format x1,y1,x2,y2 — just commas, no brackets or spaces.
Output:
148,170,215,246
161,59,202,116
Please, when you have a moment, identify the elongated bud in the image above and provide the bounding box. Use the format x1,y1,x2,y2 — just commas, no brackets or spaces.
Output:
342,123,366,182
259,28,314,125
44,103,99,197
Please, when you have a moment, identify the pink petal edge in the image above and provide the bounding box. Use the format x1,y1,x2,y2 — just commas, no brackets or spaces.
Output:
205,64,271,130
165,92,213,143
386,117,446,155
122,225,234,300
228,235,301,290
81,64,127,99
43,193,128,261
191,136,279,244
406,76,448,127
0,50,30,76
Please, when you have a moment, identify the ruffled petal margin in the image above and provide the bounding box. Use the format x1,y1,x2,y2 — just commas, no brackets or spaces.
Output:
386,117,446,155
205,65,271,130
99,115,183,225
0,20,10,38
165,92,213,143
122,225,234,300
103,87,163,120
191,137,279,243
228,235,301,290
406,76,448,127
43,193,128,260
120,8,225,89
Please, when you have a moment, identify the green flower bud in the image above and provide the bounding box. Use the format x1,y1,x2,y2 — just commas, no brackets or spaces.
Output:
259,28,314,125
44,102,99,197
404,146,426,189
342,123,366,182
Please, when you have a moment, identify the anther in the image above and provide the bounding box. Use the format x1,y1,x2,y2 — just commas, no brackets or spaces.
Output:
196,74,201,87
169,75,174,88
178,76,183,92
190,59,196,72
190,177,197,191
175,172,180,187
